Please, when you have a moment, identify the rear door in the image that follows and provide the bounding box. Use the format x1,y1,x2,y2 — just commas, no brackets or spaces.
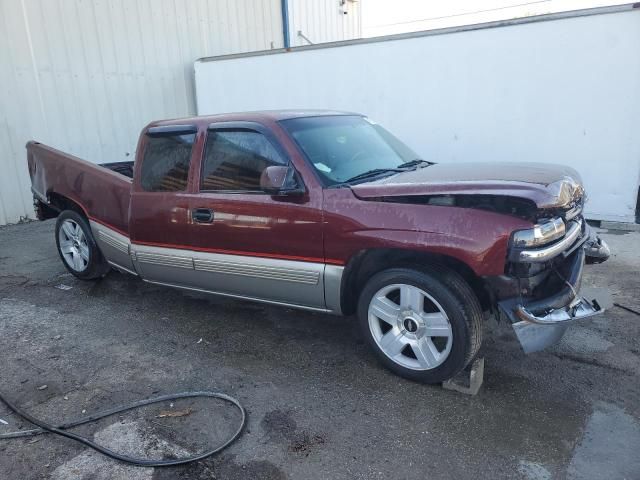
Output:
129,124,200,284
185,121,326,309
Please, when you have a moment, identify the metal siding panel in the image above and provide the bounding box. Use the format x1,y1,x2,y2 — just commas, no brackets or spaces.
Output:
0,1,17,222
0,0,43,223
246,0,259,50
0,0,337,224
236,0,248,52
268,0,284,49
57,1,95,158
288,0,362,46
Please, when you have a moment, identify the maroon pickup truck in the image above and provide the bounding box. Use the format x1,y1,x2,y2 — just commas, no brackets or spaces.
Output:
27,110,610,384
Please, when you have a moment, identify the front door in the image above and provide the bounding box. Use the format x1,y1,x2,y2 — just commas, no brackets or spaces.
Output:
186,122,326,309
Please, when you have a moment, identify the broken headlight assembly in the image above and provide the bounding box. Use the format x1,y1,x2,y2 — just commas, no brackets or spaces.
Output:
511,217,566,248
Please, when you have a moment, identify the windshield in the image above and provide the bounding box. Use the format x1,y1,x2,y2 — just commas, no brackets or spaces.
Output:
280,115,421,186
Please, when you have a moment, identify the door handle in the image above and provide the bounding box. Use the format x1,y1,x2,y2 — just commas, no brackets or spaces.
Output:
192,208,214,223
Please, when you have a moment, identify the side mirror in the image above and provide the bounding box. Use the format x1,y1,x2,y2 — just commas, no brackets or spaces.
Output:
260,165,304,196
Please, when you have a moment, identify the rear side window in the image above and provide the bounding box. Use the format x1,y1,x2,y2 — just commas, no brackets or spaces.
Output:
141,131,196,192
201,129,286,191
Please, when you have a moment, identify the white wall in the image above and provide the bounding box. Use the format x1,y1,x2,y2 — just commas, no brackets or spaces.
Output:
289,0,361,46
195,7,640,222
361,0,630,37
0,0,285,225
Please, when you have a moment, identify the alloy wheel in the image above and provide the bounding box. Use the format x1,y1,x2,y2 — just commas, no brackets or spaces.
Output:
58,219,90,272
368,283,453,370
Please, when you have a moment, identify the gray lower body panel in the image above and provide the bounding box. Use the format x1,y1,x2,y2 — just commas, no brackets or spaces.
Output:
90,221,137,274
90,222,342,313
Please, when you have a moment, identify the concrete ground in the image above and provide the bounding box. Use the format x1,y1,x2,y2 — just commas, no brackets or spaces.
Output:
0,220,639,480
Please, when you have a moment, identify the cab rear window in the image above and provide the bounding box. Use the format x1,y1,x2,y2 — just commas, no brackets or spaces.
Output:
141,126,196,192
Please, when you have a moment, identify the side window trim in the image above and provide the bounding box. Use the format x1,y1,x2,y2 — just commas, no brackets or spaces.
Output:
199,121,292,194
146,124,197,137
139,125,197,193
206,121,291,165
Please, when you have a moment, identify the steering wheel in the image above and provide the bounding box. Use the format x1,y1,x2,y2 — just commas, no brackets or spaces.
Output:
332,150,371,179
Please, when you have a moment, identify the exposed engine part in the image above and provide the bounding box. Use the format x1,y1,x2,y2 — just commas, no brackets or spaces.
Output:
584,235,611,264
373,194,539,221
370,192,586,224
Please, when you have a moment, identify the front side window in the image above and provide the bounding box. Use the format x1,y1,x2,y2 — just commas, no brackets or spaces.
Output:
201,129,286,191
140,132,195,192
280,115,419,186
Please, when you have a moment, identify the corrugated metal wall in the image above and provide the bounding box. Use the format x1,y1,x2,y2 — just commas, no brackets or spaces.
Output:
0,0,362,226
288,0,361,46
0,0,286,225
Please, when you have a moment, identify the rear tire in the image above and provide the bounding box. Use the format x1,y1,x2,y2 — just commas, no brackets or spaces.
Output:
55,210,110,280
357,266,483,384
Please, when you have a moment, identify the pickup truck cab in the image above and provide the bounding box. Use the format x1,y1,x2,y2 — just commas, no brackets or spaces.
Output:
27,110,610,383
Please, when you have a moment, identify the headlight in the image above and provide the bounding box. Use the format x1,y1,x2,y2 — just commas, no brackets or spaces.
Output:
512,217,565,248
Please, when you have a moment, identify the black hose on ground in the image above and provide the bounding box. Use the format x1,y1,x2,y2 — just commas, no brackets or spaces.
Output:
0,390,245,467
614,302,640,317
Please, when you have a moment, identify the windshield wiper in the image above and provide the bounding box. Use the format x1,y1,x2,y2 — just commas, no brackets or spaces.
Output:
396,159,432,169
330,160,433,188
332,168,404,187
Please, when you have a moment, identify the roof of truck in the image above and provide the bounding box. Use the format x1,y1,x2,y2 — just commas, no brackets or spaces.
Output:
147,110,360,128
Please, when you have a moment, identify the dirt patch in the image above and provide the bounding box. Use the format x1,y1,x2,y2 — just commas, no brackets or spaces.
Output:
260,409,298,441
289,431,326,456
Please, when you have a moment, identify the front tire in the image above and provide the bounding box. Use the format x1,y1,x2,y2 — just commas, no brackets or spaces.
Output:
357,266,483,384
55,210,110,280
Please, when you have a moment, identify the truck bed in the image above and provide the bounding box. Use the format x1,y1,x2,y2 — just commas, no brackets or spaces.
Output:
27,142,132,234
101,161,134,179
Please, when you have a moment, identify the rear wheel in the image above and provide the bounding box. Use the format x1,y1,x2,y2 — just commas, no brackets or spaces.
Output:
357,267,483,384
55,210,110,280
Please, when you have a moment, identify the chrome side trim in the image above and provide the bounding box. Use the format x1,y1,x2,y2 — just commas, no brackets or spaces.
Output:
515,219,582,263
98,230,129,255
324,265,345,315
188,249,325,308
88,221,345,311
107,261,138,276
142,278,336,314
89,221,136,273
193,258,319,284
131,244,328,309
135,251,194,269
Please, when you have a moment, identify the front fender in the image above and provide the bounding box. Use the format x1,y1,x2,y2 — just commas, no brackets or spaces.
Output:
323,189,533,276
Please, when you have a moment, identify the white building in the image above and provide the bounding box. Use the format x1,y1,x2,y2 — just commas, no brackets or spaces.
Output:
0,0,361,225
194,4,640,223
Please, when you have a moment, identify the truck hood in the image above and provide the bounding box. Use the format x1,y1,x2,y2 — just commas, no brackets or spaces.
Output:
350,162,584,210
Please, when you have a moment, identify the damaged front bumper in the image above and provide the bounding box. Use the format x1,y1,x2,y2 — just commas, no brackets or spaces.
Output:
496,224,611,353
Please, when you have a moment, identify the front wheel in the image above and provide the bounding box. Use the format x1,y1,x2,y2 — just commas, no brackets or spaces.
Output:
55,210,110,280
357,267,483,384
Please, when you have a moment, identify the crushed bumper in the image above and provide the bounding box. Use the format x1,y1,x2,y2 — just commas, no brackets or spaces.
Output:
498,229,612,353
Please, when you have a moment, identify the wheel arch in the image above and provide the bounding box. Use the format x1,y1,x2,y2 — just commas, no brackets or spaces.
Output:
339,248,489,316
44,192,89,219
